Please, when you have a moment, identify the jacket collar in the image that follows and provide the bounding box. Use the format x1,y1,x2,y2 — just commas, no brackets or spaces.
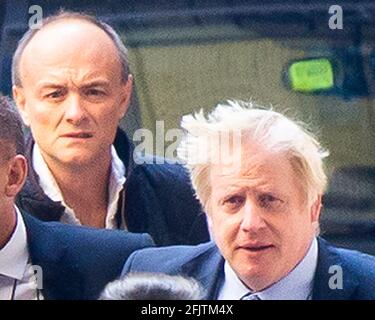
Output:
179,239,360,300
180,242,224,299
312,237,358,300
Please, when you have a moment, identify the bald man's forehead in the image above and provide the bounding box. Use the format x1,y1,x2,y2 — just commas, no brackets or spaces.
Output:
24,19,118,56
34,19,109,39
19,22,123,88
19,19,122,82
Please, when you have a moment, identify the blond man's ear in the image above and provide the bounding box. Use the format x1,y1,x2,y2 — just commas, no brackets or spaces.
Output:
310,194,323,235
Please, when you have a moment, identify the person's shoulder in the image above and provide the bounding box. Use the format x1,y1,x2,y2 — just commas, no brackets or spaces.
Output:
131,241,216,259
23,212,154,300
53,223,154,251
23,212,154,251
320,238,375,297
131,154,191,183
331,244,375,276
124,241,217,272
125,154,208,246
322,239,375,273
128,155,199,201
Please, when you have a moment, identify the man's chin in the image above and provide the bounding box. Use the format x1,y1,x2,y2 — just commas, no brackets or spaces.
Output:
236,268,276,292
230,253,277,286
52,144,107,163
53,152,101,168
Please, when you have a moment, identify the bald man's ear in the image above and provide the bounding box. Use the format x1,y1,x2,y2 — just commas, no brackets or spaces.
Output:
118,74,133,119
12,86,30,126
5,155,28,198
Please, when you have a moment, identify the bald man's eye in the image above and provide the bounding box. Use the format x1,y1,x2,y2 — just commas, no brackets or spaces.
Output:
84,88,107,99
44,89,66,100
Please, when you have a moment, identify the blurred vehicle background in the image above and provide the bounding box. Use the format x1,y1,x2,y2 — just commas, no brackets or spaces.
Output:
1,0,374,254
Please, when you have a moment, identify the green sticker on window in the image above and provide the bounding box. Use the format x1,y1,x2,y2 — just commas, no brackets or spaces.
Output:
289,58,334,92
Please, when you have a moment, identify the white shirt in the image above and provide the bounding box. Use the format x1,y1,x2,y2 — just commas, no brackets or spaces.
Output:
217,237,318,300
0,208,42,300
32,143,126,229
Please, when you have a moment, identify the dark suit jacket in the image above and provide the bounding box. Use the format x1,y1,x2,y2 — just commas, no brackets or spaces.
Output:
17,129,209,246
23,213,154,300
122,238,375,300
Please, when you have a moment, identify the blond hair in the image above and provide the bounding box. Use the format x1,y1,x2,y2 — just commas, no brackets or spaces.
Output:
178,100,328,211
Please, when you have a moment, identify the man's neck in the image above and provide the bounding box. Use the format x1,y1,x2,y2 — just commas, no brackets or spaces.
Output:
42,150,112,227
0,206,17,250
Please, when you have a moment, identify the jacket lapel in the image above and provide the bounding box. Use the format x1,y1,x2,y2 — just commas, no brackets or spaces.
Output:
181,242,224,299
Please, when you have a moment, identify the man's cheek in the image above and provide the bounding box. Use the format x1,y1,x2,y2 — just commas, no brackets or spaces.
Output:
24,105,47,123
33,114,49,125
101,110,122,125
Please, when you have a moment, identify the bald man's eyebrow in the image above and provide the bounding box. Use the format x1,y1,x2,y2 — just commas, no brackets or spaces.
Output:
36,82,66,90
80,80,111,89
35,79,111,92
35,83,66,97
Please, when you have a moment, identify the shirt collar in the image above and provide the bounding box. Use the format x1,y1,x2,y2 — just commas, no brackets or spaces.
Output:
32,143,65,205
0,207,29,280
106,145,126,228
219,237,318,300
32,143,126,228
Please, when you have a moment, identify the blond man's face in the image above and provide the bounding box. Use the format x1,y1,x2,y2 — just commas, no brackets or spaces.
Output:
207,143,321,291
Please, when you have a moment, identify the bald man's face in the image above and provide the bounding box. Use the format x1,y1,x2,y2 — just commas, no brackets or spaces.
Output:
13,20,132,167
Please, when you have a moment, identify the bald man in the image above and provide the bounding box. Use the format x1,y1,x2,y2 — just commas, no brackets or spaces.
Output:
0,96,154,300
12,11,209,246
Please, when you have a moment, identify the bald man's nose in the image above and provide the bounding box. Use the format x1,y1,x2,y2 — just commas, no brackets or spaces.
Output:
65,95,87,125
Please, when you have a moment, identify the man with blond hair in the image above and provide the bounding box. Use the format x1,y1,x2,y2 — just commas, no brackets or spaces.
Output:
123,100,375,300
